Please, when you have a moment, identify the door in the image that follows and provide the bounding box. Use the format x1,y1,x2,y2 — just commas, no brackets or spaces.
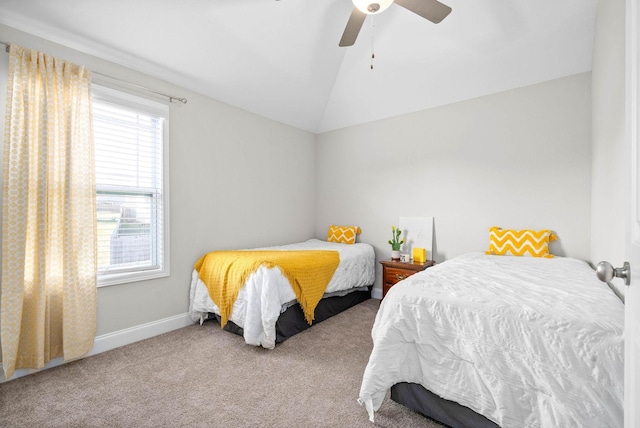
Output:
626,1,640,426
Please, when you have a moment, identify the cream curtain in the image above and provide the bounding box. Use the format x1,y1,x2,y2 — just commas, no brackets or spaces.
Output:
1,45,97,380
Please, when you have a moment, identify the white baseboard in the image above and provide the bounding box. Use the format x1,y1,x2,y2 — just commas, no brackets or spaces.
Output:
91,312,193,355
0,312,193,383
371,287,382,300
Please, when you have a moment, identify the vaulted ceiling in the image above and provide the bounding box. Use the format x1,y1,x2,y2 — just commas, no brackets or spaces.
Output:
0,0,598,133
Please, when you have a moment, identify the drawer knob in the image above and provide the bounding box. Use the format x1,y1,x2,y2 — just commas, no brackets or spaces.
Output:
395,273,407,281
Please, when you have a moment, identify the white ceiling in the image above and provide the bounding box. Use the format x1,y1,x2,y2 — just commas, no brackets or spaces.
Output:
0,0,598,133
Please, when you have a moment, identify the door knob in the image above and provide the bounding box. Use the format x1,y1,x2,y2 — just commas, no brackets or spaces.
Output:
596,261,631,286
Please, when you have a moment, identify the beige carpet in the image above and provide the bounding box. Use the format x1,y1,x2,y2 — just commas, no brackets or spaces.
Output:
0,299,445,427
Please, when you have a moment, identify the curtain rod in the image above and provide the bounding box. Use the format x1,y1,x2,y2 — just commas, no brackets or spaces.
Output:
0,40,187,104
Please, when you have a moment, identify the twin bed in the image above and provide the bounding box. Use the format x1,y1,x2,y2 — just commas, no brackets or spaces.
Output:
358,252,624,428
189,238,375,349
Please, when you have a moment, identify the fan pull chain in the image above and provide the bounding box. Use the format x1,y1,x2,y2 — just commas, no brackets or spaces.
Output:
370,16,375,70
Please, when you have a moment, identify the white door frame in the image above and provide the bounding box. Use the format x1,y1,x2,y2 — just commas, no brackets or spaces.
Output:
625,0,640,426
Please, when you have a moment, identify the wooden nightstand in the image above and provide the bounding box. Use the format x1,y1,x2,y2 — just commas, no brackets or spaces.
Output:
380,259,435,300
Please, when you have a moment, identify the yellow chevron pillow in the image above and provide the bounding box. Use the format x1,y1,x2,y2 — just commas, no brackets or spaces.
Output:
486,227,557,258
327,225,361,244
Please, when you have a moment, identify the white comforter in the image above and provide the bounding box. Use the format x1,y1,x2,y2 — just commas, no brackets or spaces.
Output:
189,239,375,349
359,253,624,428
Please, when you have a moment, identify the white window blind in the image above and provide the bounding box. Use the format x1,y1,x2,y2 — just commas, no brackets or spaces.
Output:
92,86,169,286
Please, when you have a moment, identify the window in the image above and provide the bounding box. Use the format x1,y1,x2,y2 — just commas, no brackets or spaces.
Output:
92,86,169,286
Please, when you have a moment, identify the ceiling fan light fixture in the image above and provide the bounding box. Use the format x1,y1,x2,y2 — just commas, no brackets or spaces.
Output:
352,0,394,15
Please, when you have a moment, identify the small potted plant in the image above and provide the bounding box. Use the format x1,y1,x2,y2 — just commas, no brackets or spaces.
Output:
388,225,404,260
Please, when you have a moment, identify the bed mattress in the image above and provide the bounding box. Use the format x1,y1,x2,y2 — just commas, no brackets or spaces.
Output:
189,238,375,348
358,252,624,428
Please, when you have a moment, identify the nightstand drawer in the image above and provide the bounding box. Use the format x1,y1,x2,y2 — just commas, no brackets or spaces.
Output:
380,259,435,300
384,267,415,285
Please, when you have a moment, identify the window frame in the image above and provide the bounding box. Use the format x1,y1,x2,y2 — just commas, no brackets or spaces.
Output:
92,84,170,287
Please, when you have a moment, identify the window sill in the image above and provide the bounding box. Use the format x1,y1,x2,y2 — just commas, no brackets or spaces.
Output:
97,268,169,288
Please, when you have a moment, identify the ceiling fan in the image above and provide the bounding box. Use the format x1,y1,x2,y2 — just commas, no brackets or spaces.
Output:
339,0,452,47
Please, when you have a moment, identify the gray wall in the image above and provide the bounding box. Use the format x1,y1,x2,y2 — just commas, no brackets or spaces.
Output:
316,74,593,293
591,0,627,297
0,24,317,337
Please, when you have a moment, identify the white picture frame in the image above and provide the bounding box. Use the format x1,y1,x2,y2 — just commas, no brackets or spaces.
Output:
399,216,434,261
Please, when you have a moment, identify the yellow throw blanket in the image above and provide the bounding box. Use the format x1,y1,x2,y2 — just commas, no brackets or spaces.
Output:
194,250,340,328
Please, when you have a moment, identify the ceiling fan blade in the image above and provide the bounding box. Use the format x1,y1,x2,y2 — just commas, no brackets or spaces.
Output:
339,8,367,47
394,0,452,24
